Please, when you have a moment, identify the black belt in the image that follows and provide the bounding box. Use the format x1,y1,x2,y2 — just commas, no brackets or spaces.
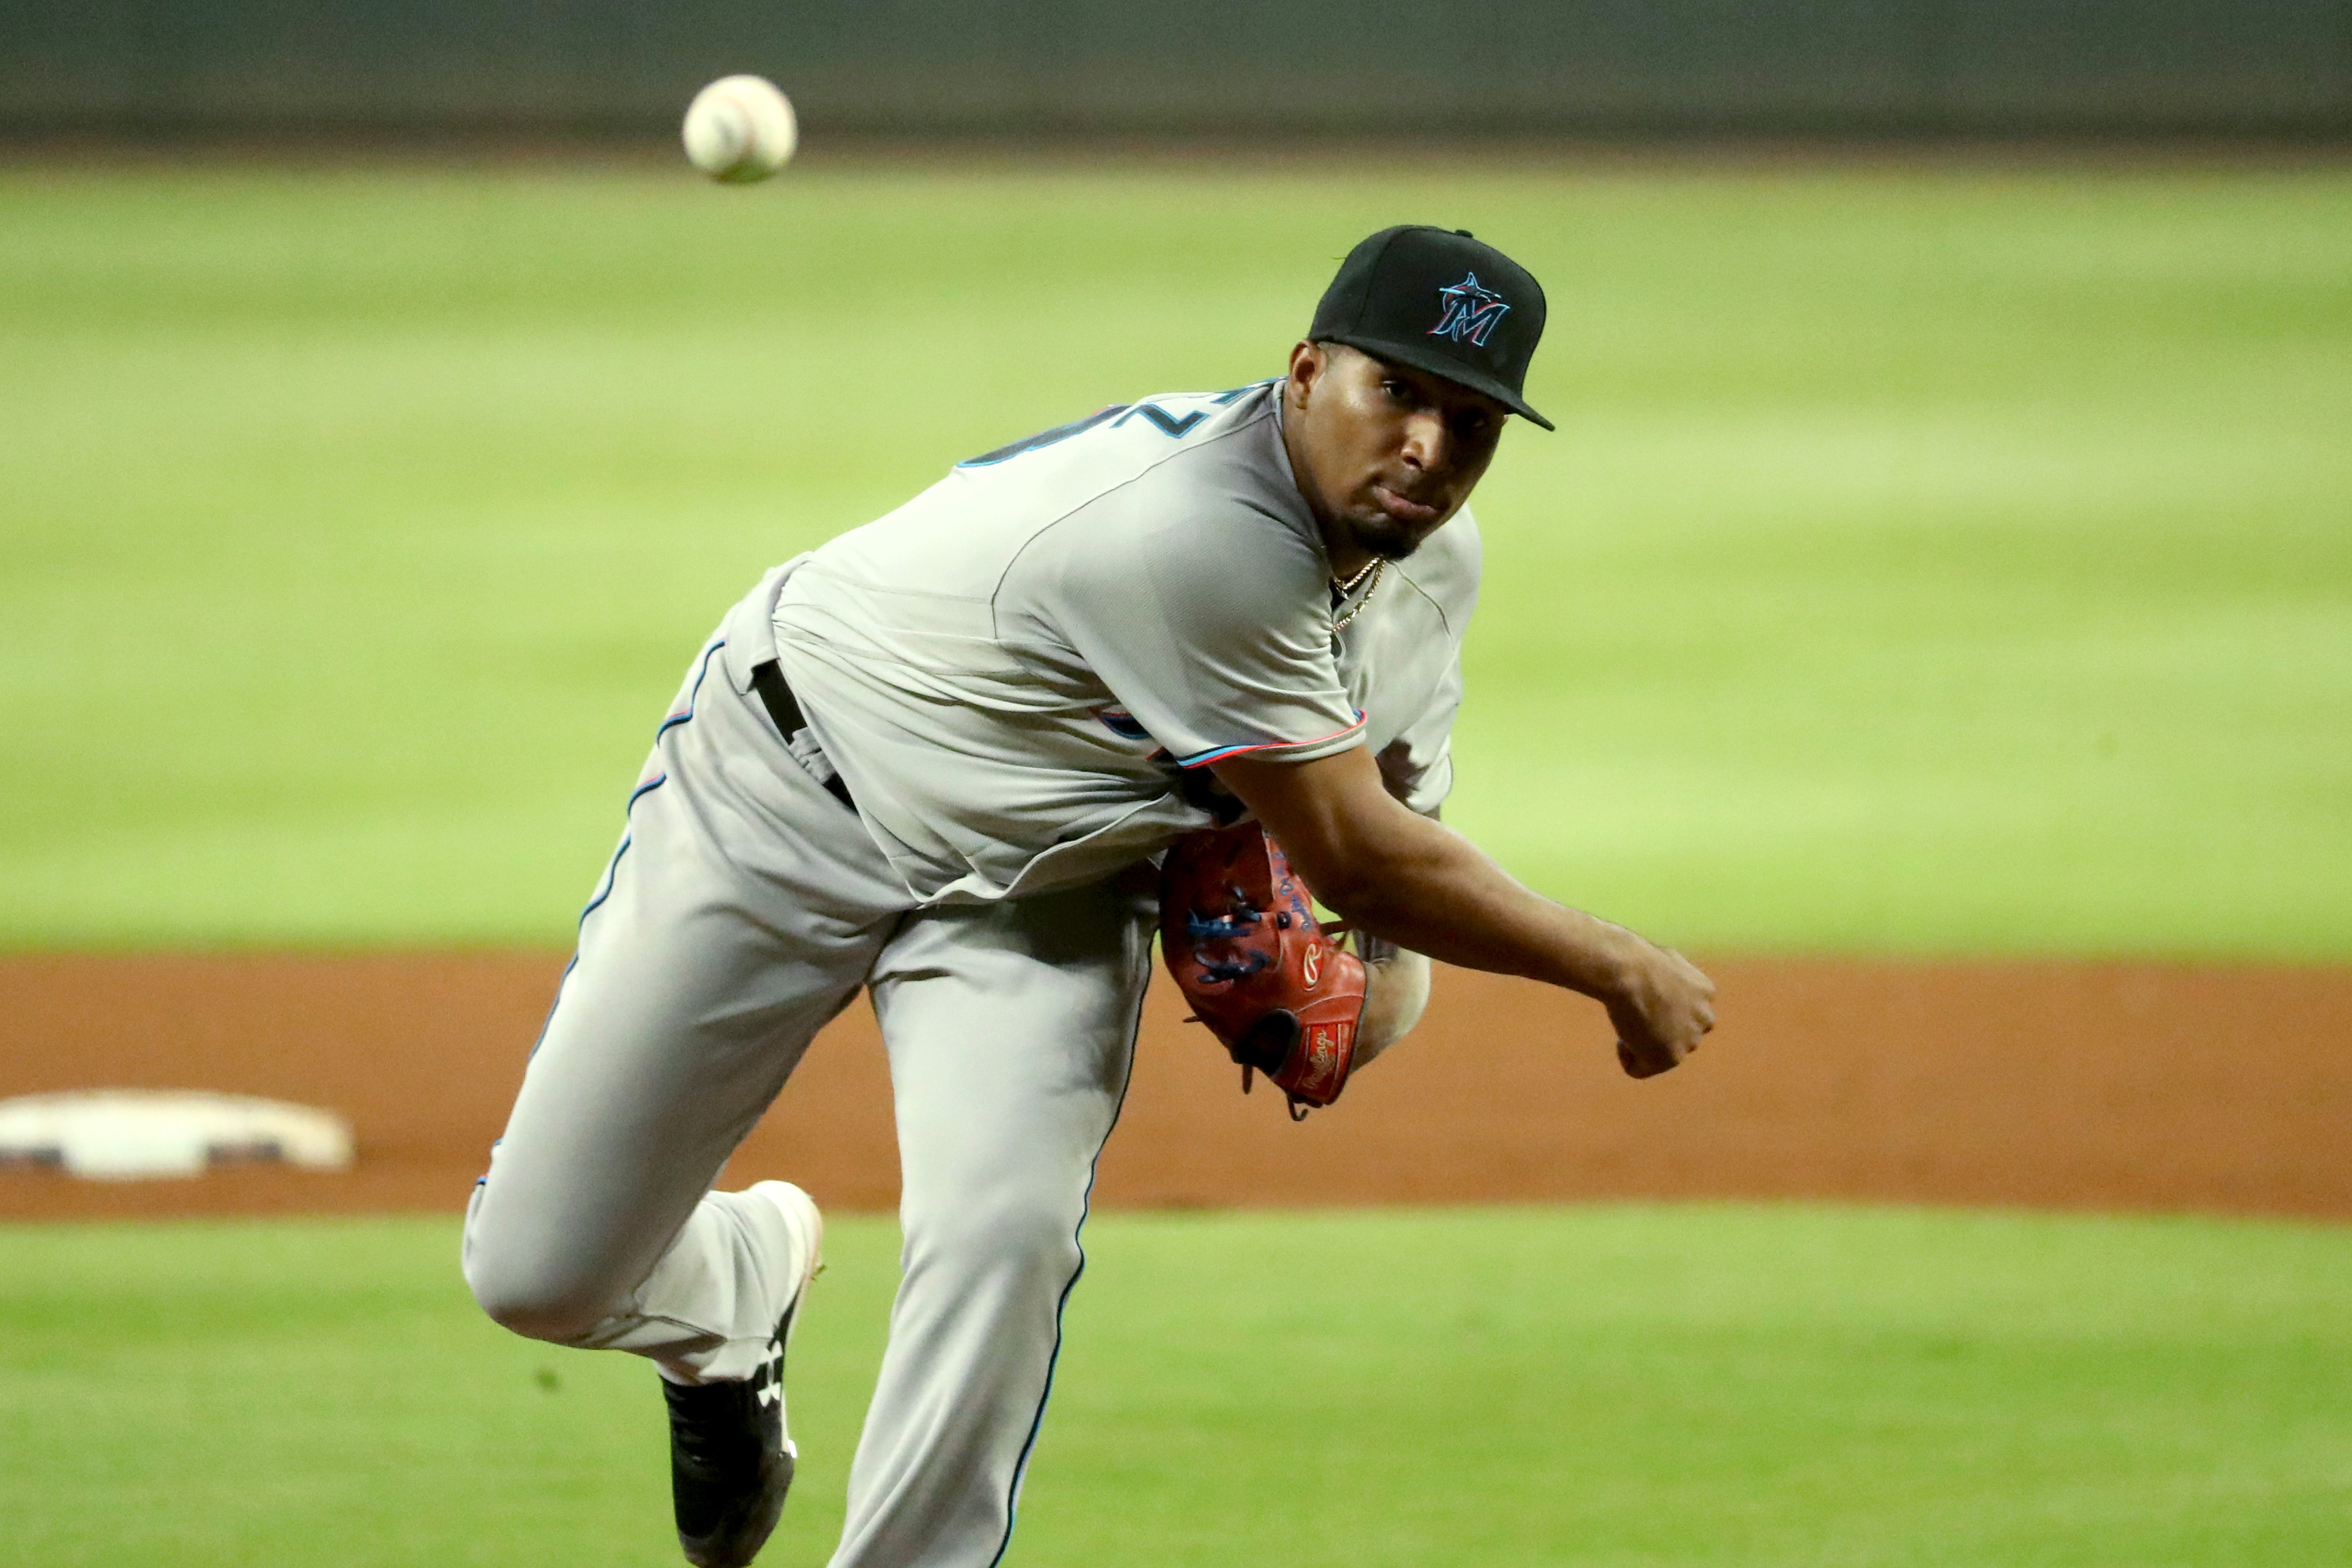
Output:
750,659,856,811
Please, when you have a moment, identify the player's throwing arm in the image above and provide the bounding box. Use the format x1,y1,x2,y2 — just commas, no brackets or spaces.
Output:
1216,744,1716,1081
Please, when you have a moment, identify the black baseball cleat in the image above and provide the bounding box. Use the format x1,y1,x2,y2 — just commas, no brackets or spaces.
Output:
665,1182,824,1568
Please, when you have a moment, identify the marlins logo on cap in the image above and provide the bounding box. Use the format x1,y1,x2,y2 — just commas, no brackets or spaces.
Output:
1430,273,1511,347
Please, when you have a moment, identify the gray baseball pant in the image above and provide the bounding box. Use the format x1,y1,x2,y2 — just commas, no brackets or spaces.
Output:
462,625,1155,1568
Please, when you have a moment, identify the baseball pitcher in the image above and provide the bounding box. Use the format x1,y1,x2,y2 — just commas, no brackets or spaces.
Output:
463,226,1716,1568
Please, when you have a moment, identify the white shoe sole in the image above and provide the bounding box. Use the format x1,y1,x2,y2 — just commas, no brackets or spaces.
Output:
748,1178,824,1344
747,1180,823,1466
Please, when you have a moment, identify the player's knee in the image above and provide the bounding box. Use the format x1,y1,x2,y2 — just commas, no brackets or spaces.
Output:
463,1240,616,1345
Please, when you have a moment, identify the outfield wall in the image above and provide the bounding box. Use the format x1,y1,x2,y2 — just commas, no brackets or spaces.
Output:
4,0,2349,138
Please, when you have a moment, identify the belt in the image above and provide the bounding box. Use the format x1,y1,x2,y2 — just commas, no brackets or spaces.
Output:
750,659,856,811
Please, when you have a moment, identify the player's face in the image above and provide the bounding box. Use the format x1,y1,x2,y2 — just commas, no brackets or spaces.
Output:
1283,342,1508,565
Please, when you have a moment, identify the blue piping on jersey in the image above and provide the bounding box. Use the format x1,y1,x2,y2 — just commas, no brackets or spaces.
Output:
1111,403,1209,438
1174,710,1367,769
574,828,639,927
519,826,634,1071
986,964,1148,1568
654,637,729,737
521,637,728,1067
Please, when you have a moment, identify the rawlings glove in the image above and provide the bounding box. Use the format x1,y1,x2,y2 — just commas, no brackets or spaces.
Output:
1158,821,1368,1118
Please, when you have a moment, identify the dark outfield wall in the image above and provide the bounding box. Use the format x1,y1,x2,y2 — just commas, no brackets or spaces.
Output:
3,0,2349,137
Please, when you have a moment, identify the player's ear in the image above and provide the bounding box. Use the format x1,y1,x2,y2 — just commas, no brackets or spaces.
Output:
1287,340,1326,405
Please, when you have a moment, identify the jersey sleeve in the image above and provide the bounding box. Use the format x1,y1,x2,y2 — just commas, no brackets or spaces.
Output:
1035,496,1364,769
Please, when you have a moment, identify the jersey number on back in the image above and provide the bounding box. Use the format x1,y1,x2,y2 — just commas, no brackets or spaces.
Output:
955,385,1259,469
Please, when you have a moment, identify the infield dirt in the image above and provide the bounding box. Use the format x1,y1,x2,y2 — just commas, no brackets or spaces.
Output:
3,954,2346,1223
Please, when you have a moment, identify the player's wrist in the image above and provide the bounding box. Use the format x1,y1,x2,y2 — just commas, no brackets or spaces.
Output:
1545,909,1651,1003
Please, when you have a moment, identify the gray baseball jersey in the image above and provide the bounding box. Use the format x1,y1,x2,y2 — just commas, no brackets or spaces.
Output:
466,376,1483,1568
770,378,1475,902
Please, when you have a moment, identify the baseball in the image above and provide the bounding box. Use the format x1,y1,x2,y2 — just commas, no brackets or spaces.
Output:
682,75,797,184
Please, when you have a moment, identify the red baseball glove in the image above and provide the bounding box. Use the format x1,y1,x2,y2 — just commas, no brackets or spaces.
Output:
1159,821,1367,1118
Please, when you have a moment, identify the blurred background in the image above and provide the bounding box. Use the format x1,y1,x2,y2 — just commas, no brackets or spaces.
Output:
3,5,2349,1566
6,0,2351,139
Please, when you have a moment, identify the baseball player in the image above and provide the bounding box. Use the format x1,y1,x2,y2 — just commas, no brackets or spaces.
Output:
462,226,1716,1568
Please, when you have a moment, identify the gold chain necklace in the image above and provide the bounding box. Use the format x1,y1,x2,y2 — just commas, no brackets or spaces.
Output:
1329,559,1386,636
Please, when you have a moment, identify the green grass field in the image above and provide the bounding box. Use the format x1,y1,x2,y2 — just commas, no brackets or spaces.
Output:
5,155,2348,1566
4,1205,2347,1567
3,157,2347,956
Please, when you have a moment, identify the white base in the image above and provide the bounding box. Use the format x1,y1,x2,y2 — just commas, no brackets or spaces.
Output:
0,1090,355,1180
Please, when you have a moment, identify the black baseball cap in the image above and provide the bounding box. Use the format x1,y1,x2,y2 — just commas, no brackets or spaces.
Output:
1307,225,1553,431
